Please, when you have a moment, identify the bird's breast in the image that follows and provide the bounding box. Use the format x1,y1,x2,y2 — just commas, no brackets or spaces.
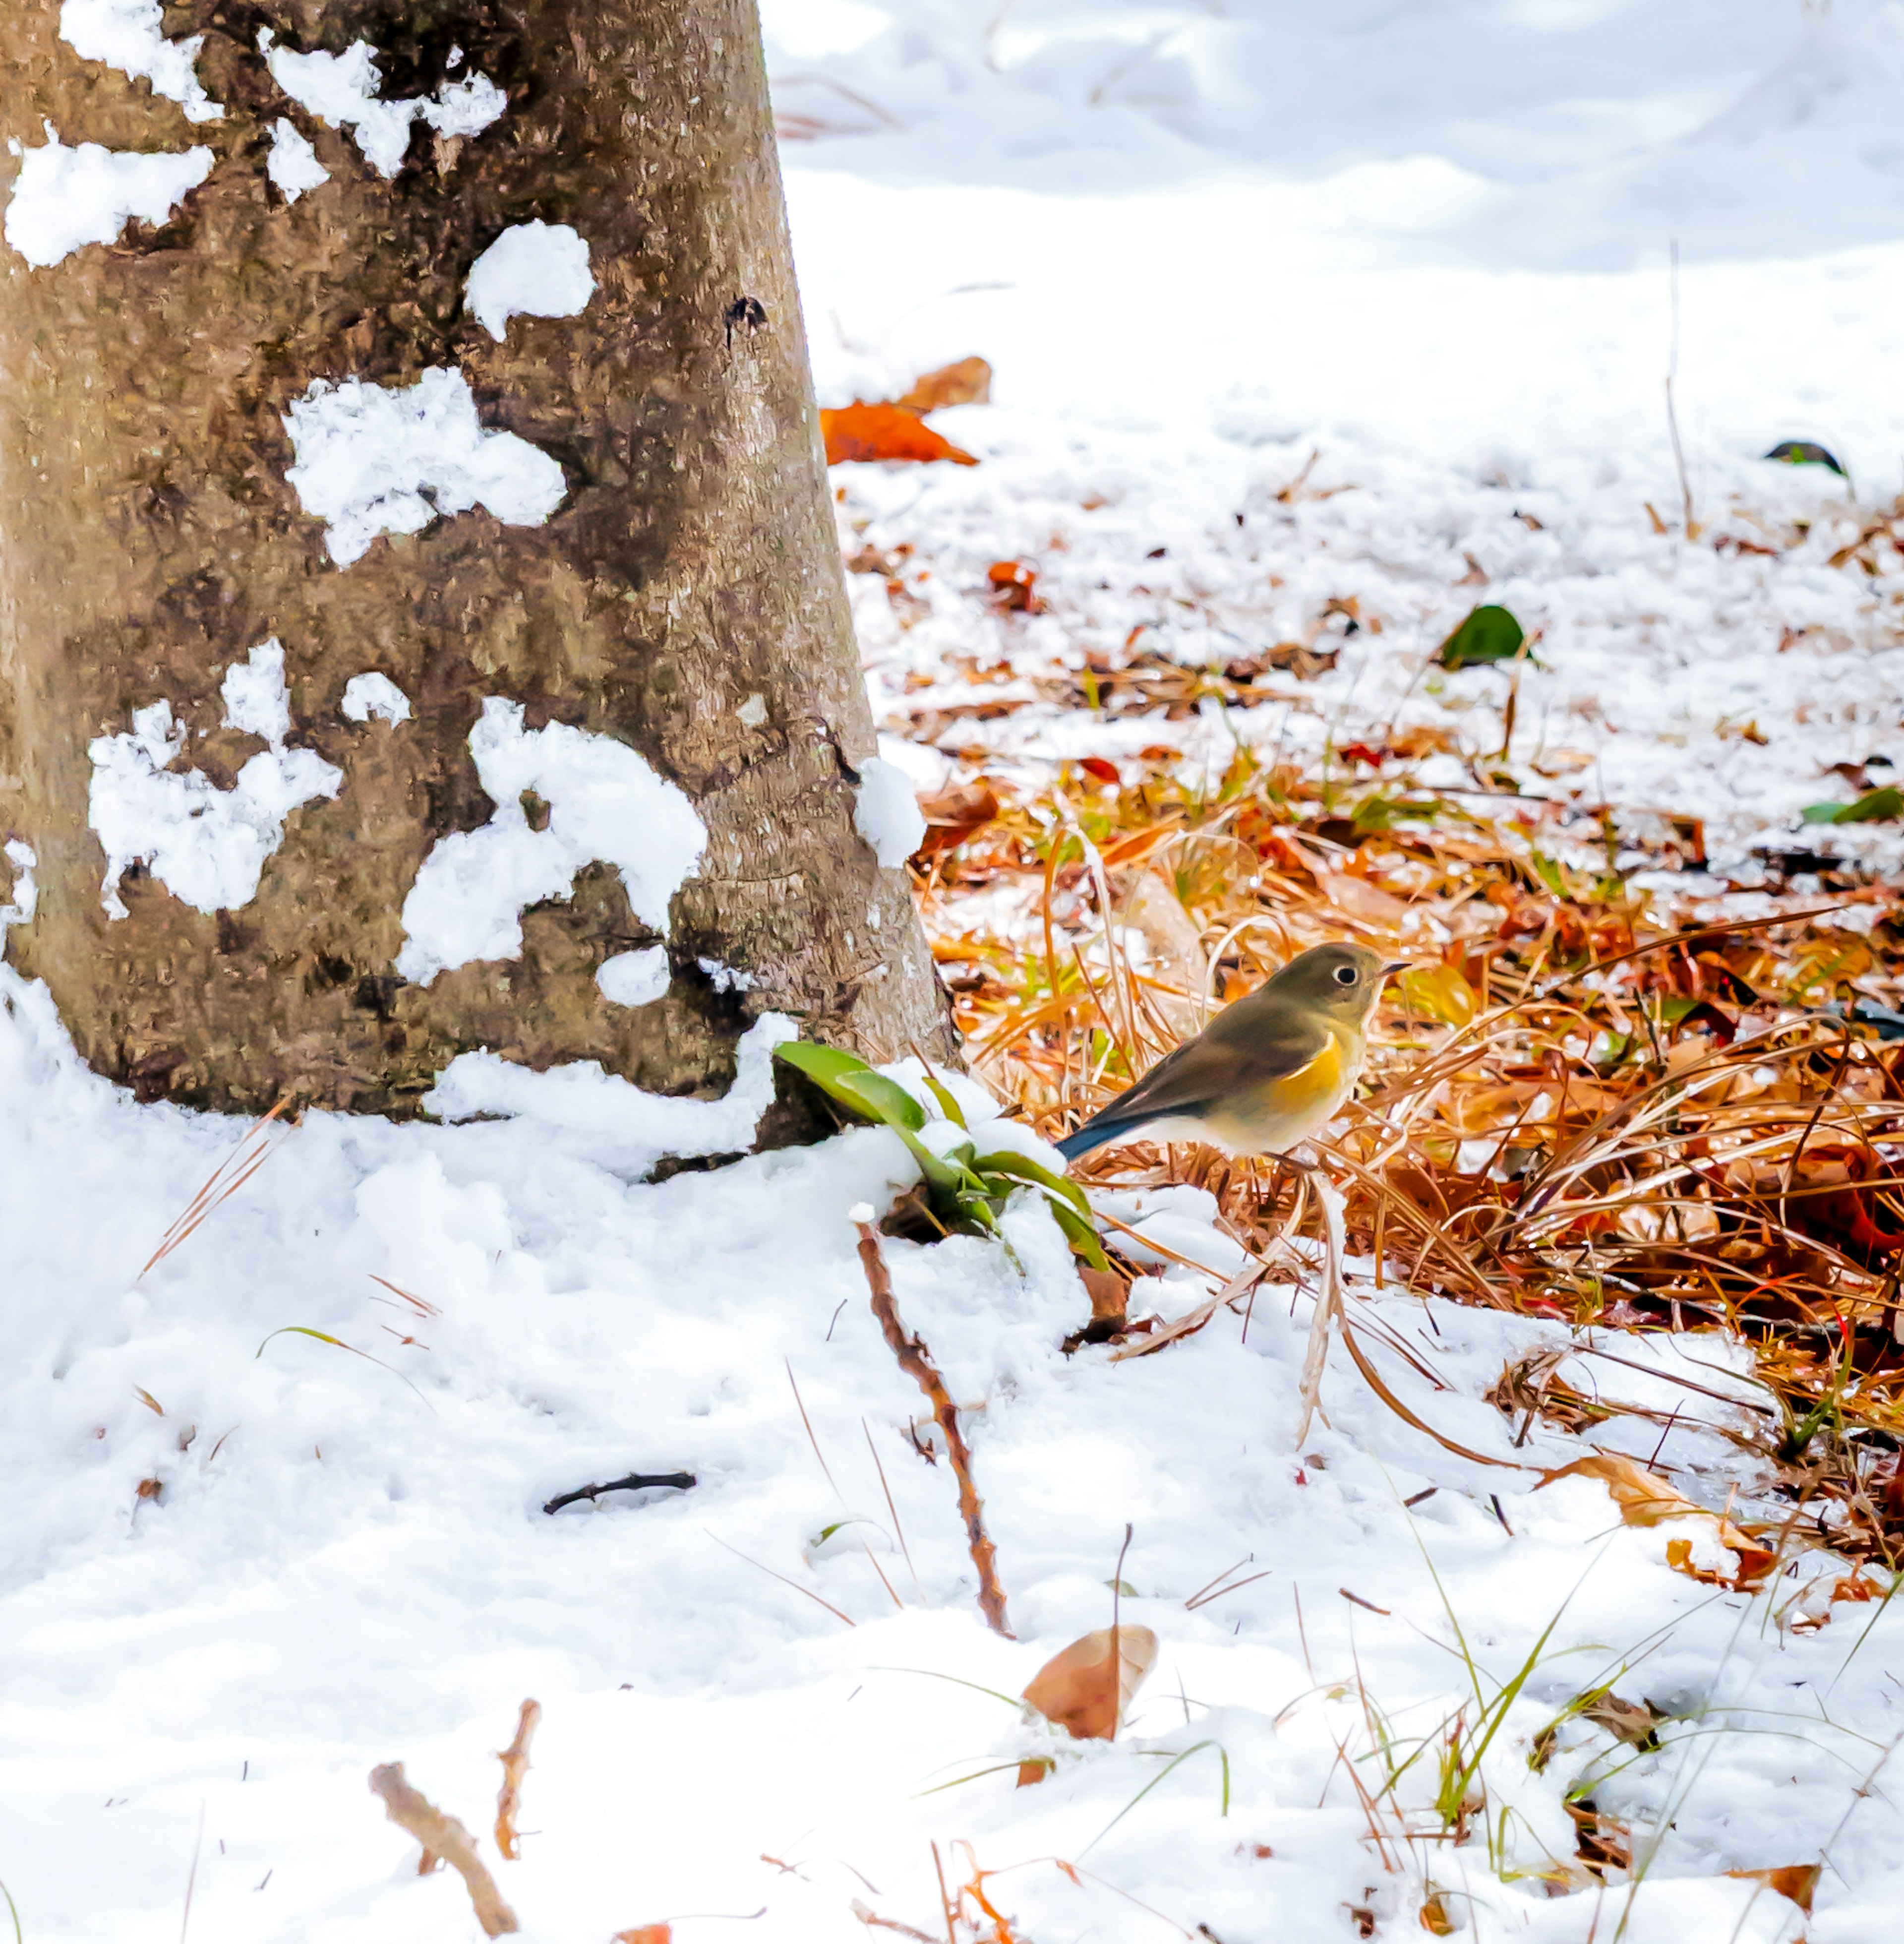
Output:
1202,1028,1363,1155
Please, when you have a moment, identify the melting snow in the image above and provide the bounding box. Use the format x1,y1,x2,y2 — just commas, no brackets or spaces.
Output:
281,369,567,567
3,127,212,268
425,1013,797,1173
59,0,222,123
395,698,708,985
595,945,671,1008
265,118,327,203
261,33,506,179
340,672,411,726
852,755,927,868
86,641,342,919
0,840,36,932
465,220,596,341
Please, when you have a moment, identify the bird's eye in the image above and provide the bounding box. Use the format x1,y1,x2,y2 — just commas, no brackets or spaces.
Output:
1334,965,1358,986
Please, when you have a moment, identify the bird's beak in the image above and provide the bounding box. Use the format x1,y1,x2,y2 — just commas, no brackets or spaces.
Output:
1382,960,1409,979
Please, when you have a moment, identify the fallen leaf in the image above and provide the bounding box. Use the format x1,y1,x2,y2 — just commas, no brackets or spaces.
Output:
1725,1864,1819,1914
612,1929,672,1944
1317,872,1409,923
1398,962,1477,1028
1022,1624,1158,1742
897,356,992,413
1541,1454,1773,1587
1437,603,1526,671
1419,1889,1456,1935
1764,439,1844,477
915,780,1000,854
822,402,978,467
987,559,1040,611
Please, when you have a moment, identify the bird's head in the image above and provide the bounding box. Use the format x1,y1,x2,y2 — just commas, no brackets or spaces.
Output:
1268,941,1405,1025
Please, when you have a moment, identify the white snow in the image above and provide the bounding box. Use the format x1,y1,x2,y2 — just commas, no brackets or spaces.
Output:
396,698,708,985
3,127,212,268
218,638,293,747
340,671,411,726
265,117,327,203
86,642,342,919
595,944,670,1008
281,369,568,567
261,34,507,180
425,1012,797,1173
465,221,596,341
852,754,927,867
59,0,222,123
698,956,756,993
0,840,36,931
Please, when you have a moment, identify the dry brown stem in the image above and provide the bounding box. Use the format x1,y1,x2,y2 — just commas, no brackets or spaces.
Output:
854,1220,1013,1637
493,1699,541,1863
368,1762,519,1937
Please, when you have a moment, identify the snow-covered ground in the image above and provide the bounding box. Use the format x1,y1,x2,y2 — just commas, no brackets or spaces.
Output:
6,5,1904,1942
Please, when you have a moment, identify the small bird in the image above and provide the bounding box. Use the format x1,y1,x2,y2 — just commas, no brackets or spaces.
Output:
1054,941,1404,1164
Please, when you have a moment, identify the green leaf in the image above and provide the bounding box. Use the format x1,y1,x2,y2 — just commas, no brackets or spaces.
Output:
1802,787,1904,826
916,1068,968,1129
1437,604,1526,672
774,1040,927,1131
1046,1197,1112,1273
1764,439,1845,477
973,1149,1091,1217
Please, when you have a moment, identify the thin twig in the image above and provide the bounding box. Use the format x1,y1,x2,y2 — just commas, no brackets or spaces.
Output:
494,1700,541,1863
369,1762,519,1937
542,1471,696,1515
855,1218,1013,1637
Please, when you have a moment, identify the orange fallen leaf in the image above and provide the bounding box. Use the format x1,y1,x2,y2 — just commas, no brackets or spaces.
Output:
1725,1864,1819,1914
1021,1623,1157,1744
612,1928,672,1944
897,356,991,414
822,402,977,467
1545,1454,1773,1588
987,560,1040,612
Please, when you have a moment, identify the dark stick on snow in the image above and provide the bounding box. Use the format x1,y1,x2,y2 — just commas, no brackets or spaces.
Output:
854,1217,1014,1639
542,1471,697,1515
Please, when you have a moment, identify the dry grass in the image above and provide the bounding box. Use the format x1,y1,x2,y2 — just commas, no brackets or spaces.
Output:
902,716,1904,1561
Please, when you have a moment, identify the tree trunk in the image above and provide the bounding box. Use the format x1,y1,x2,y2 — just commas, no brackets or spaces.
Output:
0,0,952,1128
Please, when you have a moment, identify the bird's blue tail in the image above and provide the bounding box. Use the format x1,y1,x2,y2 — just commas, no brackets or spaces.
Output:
1054,1117,1142,1163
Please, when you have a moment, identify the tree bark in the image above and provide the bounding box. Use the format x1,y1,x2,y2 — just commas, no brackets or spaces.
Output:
0,0,952,1121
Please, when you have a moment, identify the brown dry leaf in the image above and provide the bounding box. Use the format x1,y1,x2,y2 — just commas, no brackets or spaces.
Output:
1725,1864,1820,1915
822,402,978,466
898,356,992,413
1419,1889,1457,1935
1316,871,1410,924
1541,1454,1775,1588
1022,1624,1158,1742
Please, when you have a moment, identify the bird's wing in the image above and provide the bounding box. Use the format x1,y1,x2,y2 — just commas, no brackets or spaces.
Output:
1089,1003,1333,1129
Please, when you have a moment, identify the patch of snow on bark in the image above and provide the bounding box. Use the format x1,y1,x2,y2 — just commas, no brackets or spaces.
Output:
261,33,506,179
395,698,708,985
852,756,927,867
220,640,293,746
595,946,671,1007
60,0,222,122
87,641,342,920
3,127,212,268
266,118,328,202
466,221,596,341
698,957,755,993
281,369,567,567
424,1013,797,1172
341,672,412,725
0,841,36,932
